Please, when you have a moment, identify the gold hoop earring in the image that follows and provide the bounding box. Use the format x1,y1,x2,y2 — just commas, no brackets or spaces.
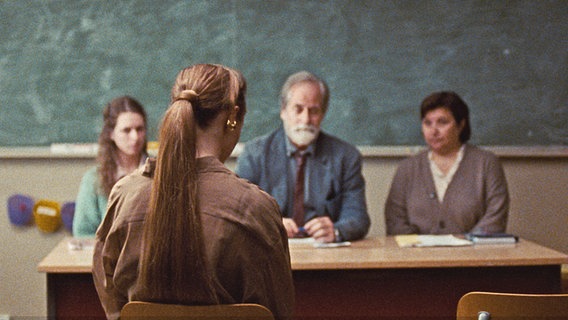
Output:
226,120,237,131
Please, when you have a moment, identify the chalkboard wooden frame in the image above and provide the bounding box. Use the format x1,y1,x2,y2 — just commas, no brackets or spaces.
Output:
1,145,566,159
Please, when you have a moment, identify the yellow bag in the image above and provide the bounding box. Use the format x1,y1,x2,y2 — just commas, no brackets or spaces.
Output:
33,199,61,233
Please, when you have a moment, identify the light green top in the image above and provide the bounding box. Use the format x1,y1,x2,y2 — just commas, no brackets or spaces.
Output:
73,166,108,237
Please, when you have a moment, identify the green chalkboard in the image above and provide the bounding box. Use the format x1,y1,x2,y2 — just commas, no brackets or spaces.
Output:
1,0,566,147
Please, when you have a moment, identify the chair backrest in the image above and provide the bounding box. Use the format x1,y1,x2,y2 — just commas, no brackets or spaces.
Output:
456,291,568,320
121,301,275,320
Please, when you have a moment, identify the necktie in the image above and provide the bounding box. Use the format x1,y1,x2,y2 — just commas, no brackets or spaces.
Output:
293,152,307,227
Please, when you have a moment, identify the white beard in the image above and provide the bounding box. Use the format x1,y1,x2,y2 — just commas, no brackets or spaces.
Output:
284,124,320,147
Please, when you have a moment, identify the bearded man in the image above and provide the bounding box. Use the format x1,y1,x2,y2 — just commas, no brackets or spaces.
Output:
236,71,370,243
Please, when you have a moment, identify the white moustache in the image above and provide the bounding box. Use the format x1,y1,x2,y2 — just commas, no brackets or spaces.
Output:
287,124,320,147
292,124,317,133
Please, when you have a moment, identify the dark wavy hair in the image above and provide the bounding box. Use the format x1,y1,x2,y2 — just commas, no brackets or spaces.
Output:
420,91,471,143
97,96,147,196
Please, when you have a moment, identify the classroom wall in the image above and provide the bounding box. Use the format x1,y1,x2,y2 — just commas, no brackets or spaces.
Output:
0,152,566,318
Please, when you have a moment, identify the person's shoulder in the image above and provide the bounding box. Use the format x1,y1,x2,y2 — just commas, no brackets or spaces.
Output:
110,169,153,198
243,128,283,149
208,173,283,239
85,165,98,173
319,131,355,148
107,170,152,225
235,177,284,238
83,166,98,176
222,173,280,223
397,148,428,169
465,144,492,155
239,129,285,164
318,131,361,155
80,166,99,183
201,159,276,210
234,174,278,208
464,144,499,162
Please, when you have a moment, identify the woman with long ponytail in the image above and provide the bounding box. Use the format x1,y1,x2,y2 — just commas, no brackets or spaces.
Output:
93,64,294,320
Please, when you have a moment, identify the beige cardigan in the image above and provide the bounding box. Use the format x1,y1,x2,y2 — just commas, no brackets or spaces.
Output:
385,144,509,235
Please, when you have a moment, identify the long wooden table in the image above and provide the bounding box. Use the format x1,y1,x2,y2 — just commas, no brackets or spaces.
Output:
38,237,567,319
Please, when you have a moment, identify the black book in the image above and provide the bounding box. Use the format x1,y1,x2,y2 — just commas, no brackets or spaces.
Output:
465,233,519,244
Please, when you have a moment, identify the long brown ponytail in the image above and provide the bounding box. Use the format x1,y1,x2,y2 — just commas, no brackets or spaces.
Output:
136,64,246,304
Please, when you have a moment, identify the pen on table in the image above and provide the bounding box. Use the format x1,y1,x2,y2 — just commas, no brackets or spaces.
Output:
297,226,311,238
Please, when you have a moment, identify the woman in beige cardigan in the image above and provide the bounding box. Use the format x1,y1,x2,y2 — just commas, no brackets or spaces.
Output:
385,91,509,235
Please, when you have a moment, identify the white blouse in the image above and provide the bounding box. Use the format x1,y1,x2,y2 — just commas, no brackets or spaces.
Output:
428,145,465,203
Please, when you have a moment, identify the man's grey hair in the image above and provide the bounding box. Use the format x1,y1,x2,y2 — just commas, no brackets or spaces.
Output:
279,71,329,113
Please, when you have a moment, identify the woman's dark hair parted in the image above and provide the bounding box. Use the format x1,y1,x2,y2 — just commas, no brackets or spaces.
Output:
420,91,471,143
97,96,147,196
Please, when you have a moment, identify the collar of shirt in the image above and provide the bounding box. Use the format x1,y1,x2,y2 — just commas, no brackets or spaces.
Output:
116,153,149,180
428,144,465,202
284,136,315,158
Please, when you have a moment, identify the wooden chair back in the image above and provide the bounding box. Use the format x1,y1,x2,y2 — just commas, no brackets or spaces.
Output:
456,291,568,320
121,301,275,320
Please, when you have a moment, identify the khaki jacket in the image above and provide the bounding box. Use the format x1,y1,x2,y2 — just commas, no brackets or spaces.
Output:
93,157,295,320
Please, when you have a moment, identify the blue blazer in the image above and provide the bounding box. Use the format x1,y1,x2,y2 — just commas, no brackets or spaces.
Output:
236,128,370,241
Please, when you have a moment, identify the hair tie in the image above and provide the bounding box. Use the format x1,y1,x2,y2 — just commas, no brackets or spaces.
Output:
174,89,200,106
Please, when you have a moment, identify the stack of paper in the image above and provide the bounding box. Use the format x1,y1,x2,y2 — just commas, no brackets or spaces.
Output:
395,234,473,247
67,238,95,251
288,237,352,248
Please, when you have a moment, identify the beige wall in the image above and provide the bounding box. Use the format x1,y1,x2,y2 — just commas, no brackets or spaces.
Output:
0,151,566,318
